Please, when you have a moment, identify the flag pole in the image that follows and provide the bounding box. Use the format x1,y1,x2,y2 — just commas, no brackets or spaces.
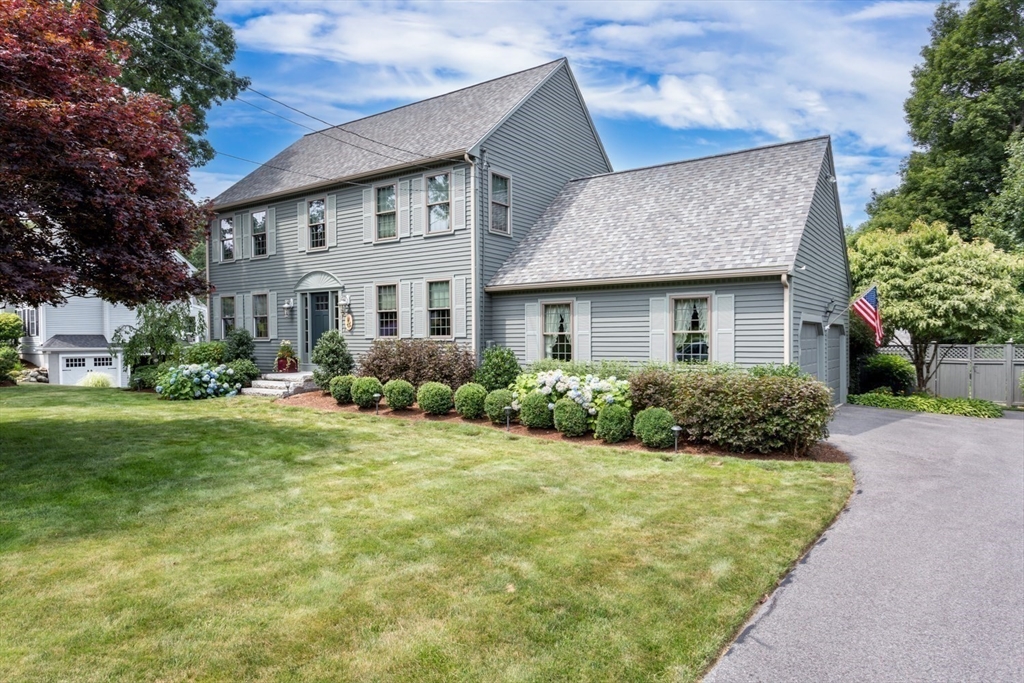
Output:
824,283,878,330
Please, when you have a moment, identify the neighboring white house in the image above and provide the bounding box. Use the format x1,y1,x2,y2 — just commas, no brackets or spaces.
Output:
3,255,206,387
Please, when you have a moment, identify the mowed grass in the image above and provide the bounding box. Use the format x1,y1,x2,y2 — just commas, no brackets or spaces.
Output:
0,385,851,682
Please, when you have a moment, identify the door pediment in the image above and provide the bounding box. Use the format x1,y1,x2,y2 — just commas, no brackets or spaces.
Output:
295,271,342,291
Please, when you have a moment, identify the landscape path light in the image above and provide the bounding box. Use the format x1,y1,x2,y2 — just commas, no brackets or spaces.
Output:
373,392,382,415
672,425,682,453
504,405,513,432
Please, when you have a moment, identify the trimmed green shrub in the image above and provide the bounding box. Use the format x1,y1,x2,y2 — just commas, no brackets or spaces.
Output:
0,312,24,346
130,364,161,390
595,403,633,444
76,372,112,388
519,391,554,429
474,346,521,391
184,341,225,365
633,407,676,448
748,362,805,378
417,382,454,415
226,359,260,387
311,330,355,390
383,379,415,411
454,382,488,419
484,388,515,424
859,353,916,395
0,345,20,379
527,358,632,380
848,393,1003,418
553,397,589,437
223,328,256,363
351,377,384,409
329,375,355,404
359,339,475,390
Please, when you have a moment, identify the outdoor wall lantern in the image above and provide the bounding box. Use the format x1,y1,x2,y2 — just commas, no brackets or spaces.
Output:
504,405,513,432
671,425,682,453
373,392,382,415
282,298,295,317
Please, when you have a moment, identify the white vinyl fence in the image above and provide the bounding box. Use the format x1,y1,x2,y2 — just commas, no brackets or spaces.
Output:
879,344,1024,406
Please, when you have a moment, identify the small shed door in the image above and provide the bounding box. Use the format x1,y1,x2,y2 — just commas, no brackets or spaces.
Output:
827,326,842,402
800,322,822,380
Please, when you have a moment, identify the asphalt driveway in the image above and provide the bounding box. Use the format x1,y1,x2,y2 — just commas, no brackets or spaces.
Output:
705,405,1024,682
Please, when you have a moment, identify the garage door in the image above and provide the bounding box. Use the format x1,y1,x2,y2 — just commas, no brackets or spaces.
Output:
60,355,120,386
800,322,821,380
828,326,842,401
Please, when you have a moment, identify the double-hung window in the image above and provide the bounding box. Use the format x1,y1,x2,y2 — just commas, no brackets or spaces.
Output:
490,173,510,235
220,217,234,261
251,210,267,257
253,294,269,339
428,281,451,337
17,307,36,337
308,199,326,249
221,296,236,337
377,285,397,337
543,303,572,361
426,173,450,234
376,185,397,240
673,298,709,363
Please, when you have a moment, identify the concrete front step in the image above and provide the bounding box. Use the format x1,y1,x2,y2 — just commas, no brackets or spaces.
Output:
240,386,290,397
250,379,291,390
240,372,317,398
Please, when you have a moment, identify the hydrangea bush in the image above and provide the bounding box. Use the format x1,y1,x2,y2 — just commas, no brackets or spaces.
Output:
156,363,242,400
512,370,631,430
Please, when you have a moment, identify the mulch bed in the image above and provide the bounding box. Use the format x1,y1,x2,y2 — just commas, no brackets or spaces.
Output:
277,391,849,463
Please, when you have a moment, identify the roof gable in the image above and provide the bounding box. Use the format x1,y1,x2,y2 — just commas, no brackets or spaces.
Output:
486,137,832,290
213,60,565,208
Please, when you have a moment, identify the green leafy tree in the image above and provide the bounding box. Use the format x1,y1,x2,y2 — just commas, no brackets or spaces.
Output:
97,0,249,167
112,302,206,368
849,220,1024,389
863,0,1024,238
973,133,1024,250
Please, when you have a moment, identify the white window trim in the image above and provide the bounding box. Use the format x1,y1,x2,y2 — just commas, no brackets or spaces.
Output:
219,216,236,262
251,290,271,341
540,298,574,361
306,197,328,252
426,278,454,339
488,169,513,237
669,292,713,363
220,295,237,339
249,207,270,259
375,282,400,338
424,168,454,237
373,182,399,243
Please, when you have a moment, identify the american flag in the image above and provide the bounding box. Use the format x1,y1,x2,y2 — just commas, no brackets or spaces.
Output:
852,286,883,346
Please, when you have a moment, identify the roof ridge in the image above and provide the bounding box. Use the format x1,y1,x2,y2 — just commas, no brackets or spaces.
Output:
302,58,567,137
566,135,831,183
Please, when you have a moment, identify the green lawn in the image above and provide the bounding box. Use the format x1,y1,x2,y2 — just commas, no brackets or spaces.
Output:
0,386,851,682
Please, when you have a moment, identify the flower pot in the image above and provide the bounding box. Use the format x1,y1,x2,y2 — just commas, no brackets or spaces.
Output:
276,357,298,373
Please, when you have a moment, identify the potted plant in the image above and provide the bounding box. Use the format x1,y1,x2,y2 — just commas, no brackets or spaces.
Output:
275,340,298,372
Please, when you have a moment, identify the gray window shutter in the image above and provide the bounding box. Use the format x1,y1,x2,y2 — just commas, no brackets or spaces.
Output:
411,177,424,236
211,295,221,339
412,279,426,338
398,180,411,239
211,219,220,264
713,293,735,363
363,284,375,339
268,291,278,340
399,279,413,338
236,212,248,260
524,302,541,363
574,300,591,361
452,168,466,230
242,293,252,337
267,206,277,256
296,201,307,251
649,297,668,362
362,189,373,243
326,194,337,248
453,275,467,338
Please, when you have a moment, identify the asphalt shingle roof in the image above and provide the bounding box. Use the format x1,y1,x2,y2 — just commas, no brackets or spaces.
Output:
41,335,110,349
213,60,565,208
487,137,831,289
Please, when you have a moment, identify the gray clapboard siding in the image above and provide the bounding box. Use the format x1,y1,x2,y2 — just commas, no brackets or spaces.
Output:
486,279,784,367
45,297,104,337
477,65,611,347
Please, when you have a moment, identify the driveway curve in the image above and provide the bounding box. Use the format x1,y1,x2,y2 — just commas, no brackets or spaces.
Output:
706,405,1024,682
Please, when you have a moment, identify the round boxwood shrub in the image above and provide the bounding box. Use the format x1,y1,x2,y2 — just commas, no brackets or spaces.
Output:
595,403,633,444
351,376,384,409
633,407,676,449
553,397,589,437
473,345,521,391
417,381,454,415
859,353,916,395
454,382,488,419
484,388,515,424
311,330,355,391
519,391,554,429
329,375,355,404
384,379,415,411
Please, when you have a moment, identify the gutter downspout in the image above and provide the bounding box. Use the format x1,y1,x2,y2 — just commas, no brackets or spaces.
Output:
782,272,791,364
206,218,212,342
466,152,479,358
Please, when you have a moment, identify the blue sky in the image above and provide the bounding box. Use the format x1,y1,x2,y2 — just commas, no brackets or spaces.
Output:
196,0,941,226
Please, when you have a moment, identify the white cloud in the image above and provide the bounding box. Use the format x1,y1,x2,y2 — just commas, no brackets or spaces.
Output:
190,170,244,202
847,2,938,22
